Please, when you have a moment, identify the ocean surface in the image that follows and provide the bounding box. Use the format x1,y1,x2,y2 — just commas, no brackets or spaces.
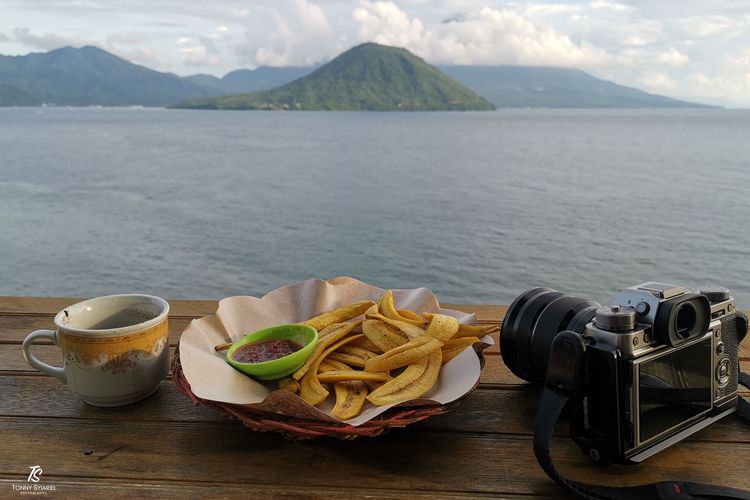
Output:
1,107,748,307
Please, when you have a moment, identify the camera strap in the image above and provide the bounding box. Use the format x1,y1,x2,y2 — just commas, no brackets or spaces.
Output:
534,350,750,500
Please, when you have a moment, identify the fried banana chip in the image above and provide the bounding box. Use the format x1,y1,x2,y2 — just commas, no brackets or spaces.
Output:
298,334,364,406
454,323,499,338
441,336,481,364
367,348,442,405
317,370,389,383
331,381,368,420
293,320,361,380
397,309,427,324
327,352,366,368
338,345,378,361
278,377,299,394
423,313,460,341
377,290,424,326
363,319,408,352
368,312,426,340
364,336,443,372
348,335,383,353
303,300,374,332
318,359,350,373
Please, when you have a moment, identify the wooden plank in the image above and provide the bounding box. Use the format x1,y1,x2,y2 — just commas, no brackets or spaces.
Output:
1,375,746,441
0,477,533,499
1,417,748,495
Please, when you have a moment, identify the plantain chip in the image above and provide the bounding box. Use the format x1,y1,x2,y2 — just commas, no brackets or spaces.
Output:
454,323,499,338
397,309,427,324
303,300,374,332
363,319,408,352
377,290,424,326
317,370,389,383
423,313,460,341
318,359,350,373
332,381,368,420
298,334,364,406
348,335,383,353
293,320,361,380
338,345,378,361
364,336,443,373
366,348,442,405
278,377,299,394
327,352,366,368
367,312,426,339
441,336,481,364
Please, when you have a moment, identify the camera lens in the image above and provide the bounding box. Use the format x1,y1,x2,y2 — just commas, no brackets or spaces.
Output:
501,289,600,383
674,302,697,339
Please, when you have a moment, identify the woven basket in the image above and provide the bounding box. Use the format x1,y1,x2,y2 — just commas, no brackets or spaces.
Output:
171,348,483,439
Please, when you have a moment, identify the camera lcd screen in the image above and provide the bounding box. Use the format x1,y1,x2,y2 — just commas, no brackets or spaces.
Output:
638,338,712,444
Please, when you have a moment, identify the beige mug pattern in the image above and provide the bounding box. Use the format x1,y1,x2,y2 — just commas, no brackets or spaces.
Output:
22,294,170,407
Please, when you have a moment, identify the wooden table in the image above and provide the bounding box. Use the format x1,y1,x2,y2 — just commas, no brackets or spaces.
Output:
1,297,749,498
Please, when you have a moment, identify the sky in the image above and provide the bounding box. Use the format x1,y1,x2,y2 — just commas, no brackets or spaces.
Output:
1,0,749,106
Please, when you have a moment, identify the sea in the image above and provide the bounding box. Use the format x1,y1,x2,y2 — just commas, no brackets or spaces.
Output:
1,107,748,307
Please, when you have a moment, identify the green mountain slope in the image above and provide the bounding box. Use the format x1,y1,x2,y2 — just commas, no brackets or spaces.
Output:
176,43,494,111
0,46,212,106
438,66,713,108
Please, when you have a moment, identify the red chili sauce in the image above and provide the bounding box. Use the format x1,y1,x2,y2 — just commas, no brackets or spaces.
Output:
232,339,303,363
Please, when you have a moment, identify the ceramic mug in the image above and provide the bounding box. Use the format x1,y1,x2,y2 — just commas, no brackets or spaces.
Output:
22,294,170,407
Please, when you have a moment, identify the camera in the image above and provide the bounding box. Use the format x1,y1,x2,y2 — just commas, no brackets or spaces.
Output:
501,282,747,465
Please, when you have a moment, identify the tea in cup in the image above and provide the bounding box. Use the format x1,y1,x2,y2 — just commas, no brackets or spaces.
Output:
22,294,170,407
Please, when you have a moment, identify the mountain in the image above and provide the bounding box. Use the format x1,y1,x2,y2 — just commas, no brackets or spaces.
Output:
438,66,712,108
184,67,317,95
0,45,715,108
0,46,212,106
175,43,495,111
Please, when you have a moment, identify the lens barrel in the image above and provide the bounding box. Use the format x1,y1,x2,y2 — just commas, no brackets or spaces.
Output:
501,289,599,383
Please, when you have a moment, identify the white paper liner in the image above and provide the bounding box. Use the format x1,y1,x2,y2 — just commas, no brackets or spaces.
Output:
179,277,493,426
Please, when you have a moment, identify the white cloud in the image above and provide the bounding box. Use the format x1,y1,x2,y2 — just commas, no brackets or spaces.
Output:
180,36,221,67
236,0,336,67
352,1,611,67
656,48,689,66
638,72,677,90
12,27,95,50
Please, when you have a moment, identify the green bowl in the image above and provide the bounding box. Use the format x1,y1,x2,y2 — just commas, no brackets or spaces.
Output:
225,324,318,380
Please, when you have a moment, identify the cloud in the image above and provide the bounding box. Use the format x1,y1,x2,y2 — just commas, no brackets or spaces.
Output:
235,0,336,67
656,48,689,66
180,37,221,67
638,72,677,90
12,27,95,50
11,26,158,65
352,1,611,67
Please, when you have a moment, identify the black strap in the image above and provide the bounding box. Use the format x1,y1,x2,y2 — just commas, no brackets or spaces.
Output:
533,371,750,499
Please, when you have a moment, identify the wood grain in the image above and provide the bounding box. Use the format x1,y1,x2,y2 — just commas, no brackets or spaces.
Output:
1,416,749,496
1,296,749,498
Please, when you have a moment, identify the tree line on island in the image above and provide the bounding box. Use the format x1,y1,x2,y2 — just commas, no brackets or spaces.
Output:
0,42,712,110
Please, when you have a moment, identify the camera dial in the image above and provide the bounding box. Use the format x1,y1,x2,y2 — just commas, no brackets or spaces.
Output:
594,305,636,332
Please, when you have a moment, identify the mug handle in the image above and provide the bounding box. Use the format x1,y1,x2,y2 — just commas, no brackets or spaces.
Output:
22,330,67,383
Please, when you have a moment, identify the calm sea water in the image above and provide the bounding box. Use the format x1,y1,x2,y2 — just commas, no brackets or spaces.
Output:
1,107,748,306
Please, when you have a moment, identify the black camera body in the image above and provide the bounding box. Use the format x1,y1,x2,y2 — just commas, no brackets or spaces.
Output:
501,282,748,465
